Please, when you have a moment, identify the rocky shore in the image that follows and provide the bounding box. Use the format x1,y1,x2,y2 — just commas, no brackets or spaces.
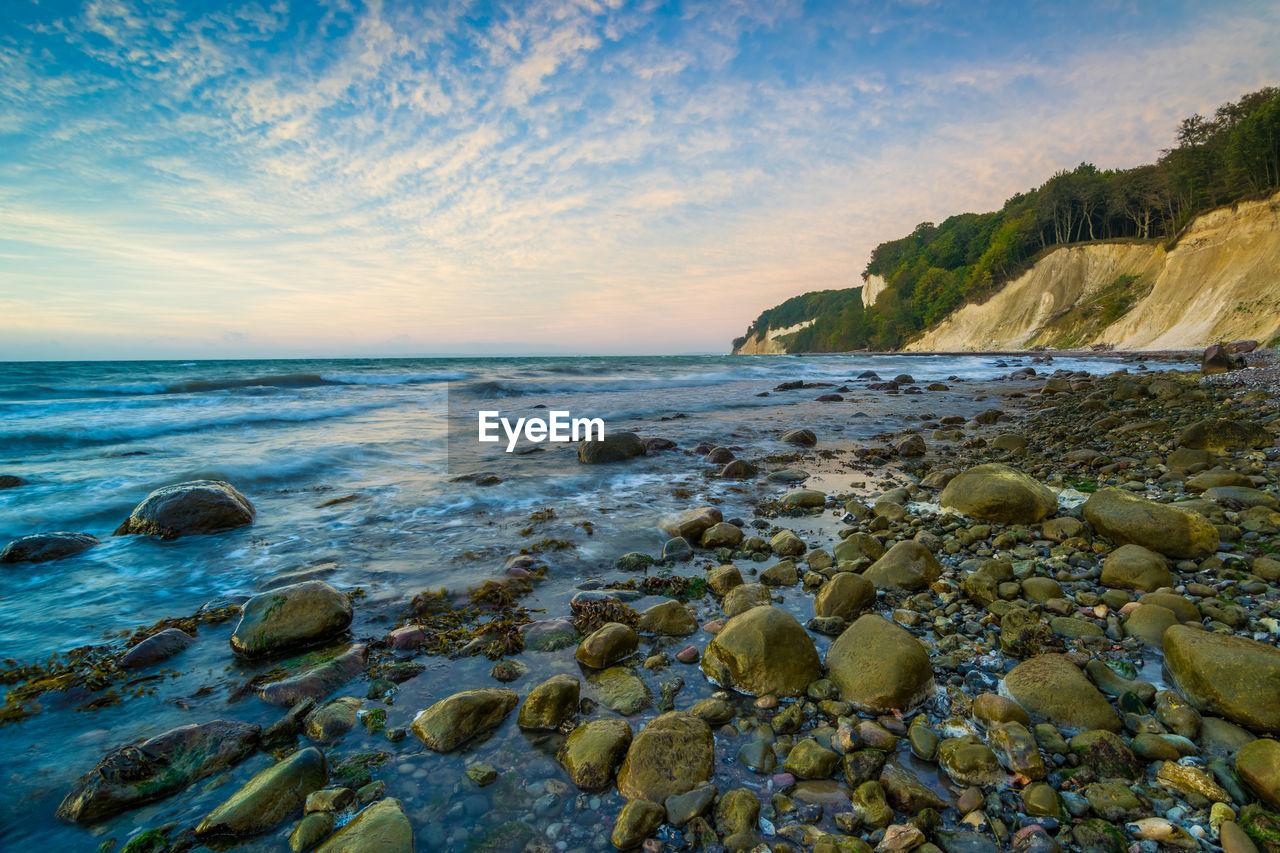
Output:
4,354,1280,853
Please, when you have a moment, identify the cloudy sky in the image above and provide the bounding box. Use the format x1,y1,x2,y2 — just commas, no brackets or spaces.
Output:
2,0,1278,359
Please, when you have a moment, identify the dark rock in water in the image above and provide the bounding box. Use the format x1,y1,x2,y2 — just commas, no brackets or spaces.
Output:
701,605,820,697
57,719,261,825
411,688,518,752
774,380,806,391
0,474,26,489
815,393,843,402
558,718,632,789
114,479,255,539
258,644,368,706
867,381,899,391
641,436,677,452
704,446,735,464
313,797,413,852
1202,343,1244,375
856,370,880,379
577,431,645,463
617,711,714,801
231,580,353,658
780,428,817,446
196,746,327,838
0,532,98,563
719,459,758,479
120,627,195,669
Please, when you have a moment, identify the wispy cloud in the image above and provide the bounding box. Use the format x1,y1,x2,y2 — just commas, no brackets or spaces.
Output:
0,0,1278,358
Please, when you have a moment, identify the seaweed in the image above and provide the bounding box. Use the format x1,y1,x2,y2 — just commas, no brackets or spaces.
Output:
569,598,640,634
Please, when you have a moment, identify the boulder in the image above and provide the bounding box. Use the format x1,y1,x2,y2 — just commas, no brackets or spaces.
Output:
700,522,744,548
1082,488,1219,558
411,688,518,752
258,644,367,706
558,718,632,789
517,674,579,731
230,580,353,658
575,622,639,668
114,479,255,538
1236,739,1280,809
833,533,885,564
120,627,195,670
1100,544,1175,592
313,798,413,853
770,528,806,556
1123,604,1179,649
1003,654,1120,734
1202,344,1243,375
781,428,816,446
720,459,758,479
826,614,934,714
611,799,665,849
863,540,942,590
637,600,697,636
722,582,772,617
707,564,744,595
939,463,1057,523
657,506,723,541
1178,418,1273,452
701,605,821,697
57,720,260,825
780,488,826,509
0,532,98,563
195,747,327,838
813,572,875,620
617,712,715,802
578,432,645,463
1164,626,1280,735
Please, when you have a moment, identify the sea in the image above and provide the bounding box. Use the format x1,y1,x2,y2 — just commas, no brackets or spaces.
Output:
0,353,1178,849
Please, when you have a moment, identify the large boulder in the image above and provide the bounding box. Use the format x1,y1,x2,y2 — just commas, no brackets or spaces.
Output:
1178,418,1273,452
575,622,639,668
863,540,942,590
657,506,723,541
1202,344,1243,375
833,533,885,564
701,605,821,697
518,674,580,730
0,532,98,563
411,688,518,752
940,463,1058,524
826,614,934,714
617,712,715,801
114,480,255,538
120,627,195,670
313,798,413,853
578,432,645,463
558,718,633,789
813,572,875,620
257,644,367,706
1236,739,1280,809
230,580,353,658
1082,488,1219,558
637,600,698,636
1003,654,1120,734
1163,625,1280,735
1100,544,1175,592
195,747,327,838
722,582,772,617
57,720,260,825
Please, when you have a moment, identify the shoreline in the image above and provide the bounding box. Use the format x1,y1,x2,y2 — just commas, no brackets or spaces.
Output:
4,354,1280,853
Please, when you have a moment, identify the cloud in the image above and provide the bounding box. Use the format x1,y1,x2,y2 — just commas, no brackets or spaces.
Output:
0,0,1278,358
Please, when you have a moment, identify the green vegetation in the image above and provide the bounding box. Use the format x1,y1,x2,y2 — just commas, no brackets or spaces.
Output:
738,87,1280,352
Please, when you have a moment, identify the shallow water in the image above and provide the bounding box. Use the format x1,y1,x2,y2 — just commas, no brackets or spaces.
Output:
0,352,1176,848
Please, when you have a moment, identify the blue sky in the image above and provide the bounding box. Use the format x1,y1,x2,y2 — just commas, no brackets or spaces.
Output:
2,0,1278,359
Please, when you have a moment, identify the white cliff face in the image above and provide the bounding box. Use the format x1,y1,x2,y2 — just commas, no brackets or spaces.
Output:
906,191,1280,352
732,319,816,355
861,275,886,308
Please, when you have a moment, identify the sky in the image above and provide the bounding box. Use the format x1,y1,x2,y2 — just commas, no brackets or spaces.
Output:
1,0,1279,360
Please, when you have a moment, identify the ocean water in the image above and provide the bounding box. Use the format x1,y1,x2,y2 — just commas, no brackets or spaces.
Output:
0,352,1173,847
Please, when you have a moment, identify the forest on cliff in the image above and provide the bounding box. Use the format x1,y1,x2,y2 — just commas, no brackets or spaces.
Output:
735,87,1280,353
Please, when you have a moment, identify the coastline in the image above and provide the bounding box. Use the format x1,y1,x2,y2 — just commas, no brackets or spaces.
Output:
3,352,1279,852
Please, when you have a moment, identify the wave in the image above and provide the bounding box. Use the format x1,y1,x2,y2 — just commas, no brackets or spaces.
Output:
2,401,405,451
455,367,814,398
319,371,470,385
